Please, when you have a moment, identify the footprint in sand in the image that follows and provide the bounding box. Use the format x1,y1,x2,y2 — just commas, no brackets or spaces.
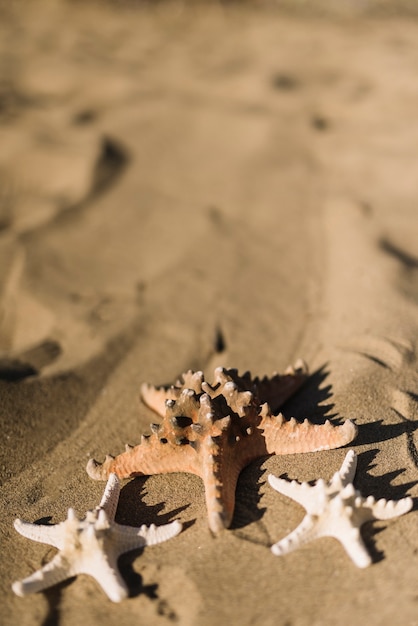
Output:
0,236,57,379
0,238,138,379
0,128,130,378
0,76,131,376
0,124,128,234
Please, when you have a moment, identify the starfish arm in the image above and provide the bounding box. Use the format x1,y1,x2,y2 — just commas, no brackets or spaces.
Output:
262,413,357,455
199,431,267,532
323,523,372,568
201,453,241,533
111,520,182,553
12,552,72,597
82,551,129,603
97,474,120,521
268,474,318,509
336,449,358,486
271,513,317,556
87,437,200,481
365,495,413,520
140,383,178,417
136,519,183,546
14,519,66,550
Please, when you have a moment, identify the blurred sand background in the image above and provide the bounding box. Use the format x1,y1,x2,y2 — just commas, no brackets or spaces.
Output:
1,1,418,624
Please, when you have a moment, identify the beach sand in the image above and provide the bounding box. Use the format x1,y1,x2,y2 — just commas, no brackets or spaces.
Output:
1,2,418,624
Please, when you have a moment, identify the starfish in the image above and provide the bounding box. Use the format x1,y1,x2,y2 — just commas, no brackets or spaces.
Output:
268,449,413,567
12,473,182,602
87,362,357,533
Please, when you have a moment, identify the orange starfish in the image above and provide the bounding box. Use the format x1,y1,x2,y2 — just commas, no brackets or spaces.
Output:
87,362,357,532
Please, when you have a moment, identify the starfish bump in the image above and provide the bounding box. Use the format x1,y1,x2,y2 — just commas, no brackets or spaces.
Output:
87,363,357,533
268,449,413,568
12,474,182,602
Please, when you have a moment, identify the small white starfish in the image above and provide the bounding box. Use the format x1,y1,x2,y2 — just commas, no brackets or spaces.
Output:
12,474,182,602
268,450,413,568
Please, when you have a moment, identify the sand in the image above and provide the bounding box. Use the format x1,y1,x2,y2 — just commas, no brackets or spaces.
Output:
1,1,418,624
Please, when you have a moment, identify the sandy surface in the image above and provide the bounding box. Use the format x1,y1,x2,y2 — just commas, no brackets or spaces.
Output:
1,2,418,625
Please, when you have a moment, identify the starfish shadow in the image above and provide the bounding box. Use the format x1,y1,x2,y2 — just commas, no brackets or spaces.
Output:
41,579,75,626
230,366,349,537
351,450,416,565
116,476,190,527
360,522,386,565
353,418,418,447
289,367,418,454
115,477,192,600
230,461,267,532
282,365,338,424
355,449,418,501
34,516,53,525
115,551,159,601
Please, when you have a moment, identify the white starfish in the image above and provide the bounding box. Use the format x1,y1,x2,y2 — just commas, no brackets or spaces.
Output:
12,474,182,602
268,450,413,568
